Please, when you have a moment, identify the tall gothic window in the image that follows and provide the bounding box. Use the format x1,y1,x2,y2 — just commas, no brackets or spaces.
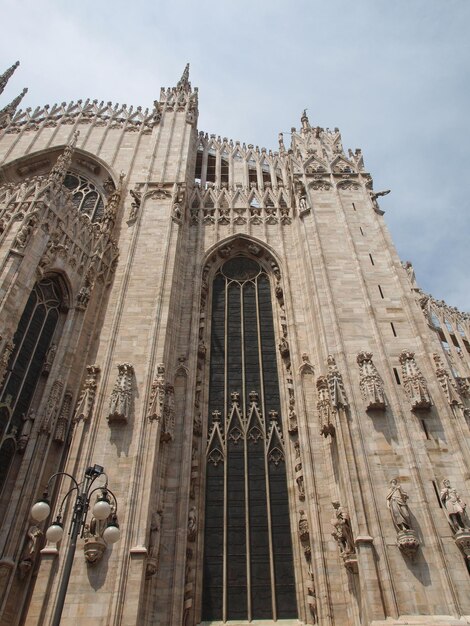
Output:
0,277,64,494
1,277,64,431
203,256,297,622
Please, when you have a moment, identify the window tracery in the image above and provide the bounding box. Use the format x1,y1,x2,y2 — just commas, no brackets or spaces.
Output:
202,255,296,622
0,277,65,437
63,172,105,222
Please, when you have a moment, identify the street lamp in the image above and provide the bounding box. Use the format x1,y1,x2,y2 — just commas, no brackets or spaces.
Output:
31,464,120,626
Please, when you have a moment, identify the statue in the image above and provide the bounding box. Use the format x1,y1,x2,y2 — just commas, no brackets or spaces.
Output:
129,189,141,220
18,525,43,579
42,343,57,375
14,213,38,248
369,189,390,214
386,479,411,531
387,479,420,557
187,506,197,542
440,479,469,533
331,502,355,555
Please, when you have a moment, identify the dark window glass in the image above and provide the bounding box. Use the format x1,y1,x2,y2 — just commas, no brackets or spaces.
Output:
0,438,16,494
1,278,63,431
203,256,296,621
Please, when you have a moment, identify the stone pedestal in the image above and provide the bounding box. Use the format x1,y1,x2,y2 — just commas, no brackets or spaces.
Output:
454,529,470,560
396,529,420,558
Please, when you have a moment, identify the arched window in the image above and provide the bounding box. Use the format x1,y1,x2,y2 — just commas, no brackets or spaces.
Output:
0,276,65,433
203,256,297,622
63,173,105,222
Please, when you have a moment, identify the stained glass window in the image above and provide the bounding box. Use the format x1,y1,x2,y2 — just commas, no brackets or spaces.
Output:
1,277,63,432
202,256,297,622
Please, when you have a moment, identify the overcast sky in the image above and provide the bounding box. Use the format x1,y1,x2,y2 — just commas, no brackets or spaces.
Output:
1,0,469,310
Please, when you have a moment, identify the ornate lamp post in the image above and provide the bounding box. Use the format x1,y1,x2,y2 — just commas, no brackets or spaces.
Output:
30,464,120,626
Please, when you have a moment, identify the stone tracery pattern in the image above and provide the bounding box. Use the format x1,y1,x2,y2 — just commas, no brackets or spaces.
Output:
108,363,134,423
356,351,386,411
73,365,100,423
399,350,431,411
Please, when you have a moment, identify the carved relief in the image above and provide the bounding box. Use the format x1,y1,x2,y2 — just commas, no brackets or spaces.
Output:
53,390,73,443
433,353,462,406
160,383,175,442
326,355,348,409
108,363,134,423
399,350,431,410
317,375,335,437
336,180,360,191
0,341,14,389
40,379,64,433
357,351,386,410
73,365,100,423
147,364,165,422
13,211,39,249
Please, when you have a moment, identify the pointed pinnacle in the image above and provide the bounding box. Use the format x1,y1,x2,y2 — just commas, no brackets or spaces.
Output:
48,130,80,187
0,61,20,97
0,87,28,125
177,63,190,90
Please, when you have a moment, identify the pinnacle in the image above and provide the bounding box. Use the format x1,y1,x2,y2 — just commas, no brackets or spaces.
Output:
177,63,190,90
0,60,20,97
0,87,28,127
47,130,80,187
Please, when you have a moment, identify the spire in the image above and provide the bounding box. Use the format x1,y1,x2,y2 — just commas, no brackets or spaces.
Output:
0,87,28,127
48,130,79,188
301,109,310,132
100,172,125,234
177,63,191,91
0,61,20,97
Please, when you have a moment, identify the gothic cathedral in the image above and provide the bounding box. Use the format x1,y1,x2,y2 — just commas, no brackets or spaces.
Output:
0,62,469,626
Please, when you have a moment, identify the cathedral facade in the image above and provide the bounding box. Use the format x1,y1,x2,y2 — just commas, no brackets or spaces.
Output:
0,62,469,626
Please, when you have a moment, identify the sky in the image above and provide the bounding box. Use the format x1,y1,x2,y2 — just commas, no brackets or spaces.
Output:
1,0,469,310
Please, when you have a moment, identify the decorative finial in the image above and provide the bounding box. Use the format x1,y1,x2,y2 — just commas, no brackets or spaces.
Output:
0,61,20,97
48,131,80,188
177,63,190,91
